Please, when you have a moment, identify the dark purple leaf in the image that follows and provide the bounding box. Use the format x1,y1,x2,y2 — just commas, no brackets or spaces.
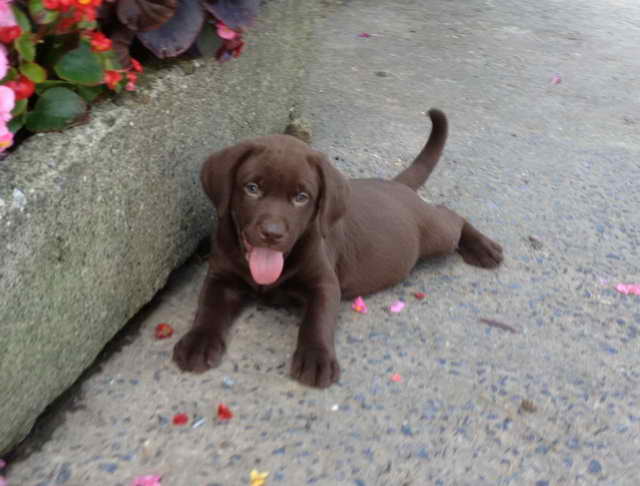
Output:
117,0,178,32
201,0,259,29
191,22,224,57
137,0,205,58
110,24,137,69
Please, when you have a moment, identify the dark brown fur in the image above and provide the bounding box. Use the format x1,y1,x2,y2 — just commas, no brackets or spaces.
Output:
174,109,503,388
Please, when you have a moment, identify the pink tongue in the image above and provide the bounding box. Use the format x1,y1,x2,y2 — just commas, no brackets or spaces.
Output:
249,247,284,285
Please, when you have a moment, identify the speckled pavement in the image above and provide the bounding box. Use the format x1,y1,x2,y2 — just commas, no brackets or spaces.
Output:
4,0,640,484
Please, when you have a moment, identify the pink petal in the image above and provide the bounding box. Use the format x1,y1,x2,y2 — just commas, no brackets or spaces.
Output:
0,459,5,469
390,373,403,383
351,296,368,314
0,44,9,81
0,130,13,152
0,475,7,486
616,283,640,296
389,300,405,313
131,475,162,486
0,85,15,121
217,23,237,40
357,32,371,38
0,2,17,28
550,74,562,85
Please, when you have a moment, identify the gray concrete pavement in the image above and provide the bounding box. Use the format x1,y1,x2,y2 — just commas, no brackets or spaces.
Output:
4,0,640,484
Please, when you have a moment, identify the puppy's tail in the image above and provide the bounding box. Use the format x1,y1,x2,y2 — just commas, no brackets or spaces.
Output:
393,108,448,190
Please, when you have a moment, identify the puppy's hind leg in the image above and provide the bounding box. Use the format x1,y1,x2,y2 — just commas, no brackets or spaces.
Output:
418,205,503,268
457,220,503,268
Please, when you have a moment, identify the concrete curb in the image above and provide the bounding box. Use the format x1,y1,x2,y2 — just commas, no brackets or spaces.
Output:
0,0,319,454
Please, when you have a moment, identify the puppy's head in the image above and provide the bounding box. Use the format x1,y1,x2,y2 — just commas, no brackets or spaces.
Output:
201,134,349,285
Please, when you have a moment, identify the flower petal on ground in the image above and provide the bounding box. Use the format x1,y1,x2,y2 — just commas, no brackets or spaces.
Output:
130,475,161,486
616,283,640,296
217,403,233,420
390,373,403,383
250,469,269,486
352,296,368,314
389,300,405,313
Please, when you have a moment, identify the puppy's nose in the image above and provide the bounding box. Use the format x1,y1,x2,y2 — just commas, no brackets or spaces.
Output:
258,221,286,243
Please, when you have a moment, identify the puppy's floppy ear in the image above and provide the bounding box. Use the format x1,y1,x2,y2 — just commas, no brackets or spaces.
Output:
200,140,258,219
310,152,350,238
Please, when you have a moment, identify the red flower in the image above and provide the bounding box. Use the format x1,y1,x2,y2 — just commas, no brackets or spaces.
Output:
44,0,74,11
56,17,77,33
75,0,102,7
5,75,36,101
0,26,22,44
130,58,143,73
154,323,173,339
215,37,245,62
414,292,427,300
87,31,112,52
104,70,122,90
43,0,60,9
125,72,138,91
172,413,189,425
217,404,233,420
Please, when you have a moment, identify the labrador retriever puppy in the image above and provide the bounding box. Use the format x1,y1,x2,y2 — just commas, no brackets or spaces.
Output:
174,109,503,388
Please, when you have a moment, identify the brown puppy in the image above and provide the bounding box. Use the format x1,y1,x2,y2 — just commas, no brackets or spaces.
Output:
174,109,503,388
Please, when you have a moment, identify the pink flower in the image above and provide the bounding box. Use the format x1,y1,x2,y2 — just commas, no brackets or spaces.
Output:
216,22,237,40
130,475,161,486
0,125,13,151
0,85,14,152
0,43,8,79
0,0,17,29
0,85,15,121
616,283,640,296
0,475,7,486
351,296,368,314
389,300,405,313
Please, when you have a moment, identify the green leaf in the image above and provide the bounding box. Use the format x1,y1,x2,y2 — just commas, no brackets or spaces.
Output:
0,67,19,84
28,0,59,25
195,22,223,58
35,80,73,95
54,40,105,86
20,62,47,83
11,99,29,117
11,5,32,32
76,20,97,30
76,85,105,102
25,87,87,132
98,50,121,71
9,113,27,133
15,33,36,62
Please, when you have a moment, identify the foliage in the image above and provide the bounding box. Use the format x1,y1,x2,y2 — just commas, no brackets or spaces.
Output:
0,0,260,153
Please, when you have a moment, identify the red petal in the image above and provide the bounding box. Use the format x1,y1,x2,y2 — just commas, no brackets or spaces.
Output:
414,292,427,300
172,413,189,425
217,404,233,420
154,323,174,339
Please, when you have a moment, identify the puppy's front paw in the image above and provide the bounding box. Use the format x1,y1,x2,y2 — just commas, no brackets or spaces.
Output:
291,346,340,388
173,329,226,373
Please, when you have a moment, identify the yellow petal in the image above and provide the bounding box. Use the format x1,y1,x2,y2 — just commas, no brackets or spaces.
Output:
249,469,269,486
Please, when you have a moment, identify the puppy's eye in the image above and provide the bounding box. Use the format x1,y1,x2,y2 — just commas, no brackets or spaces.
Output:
293,192,310,206
244,182,261,197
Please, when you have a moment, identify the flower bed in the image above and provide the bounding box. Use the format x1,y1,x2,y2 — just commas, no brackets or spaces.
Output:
0,0,259,154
